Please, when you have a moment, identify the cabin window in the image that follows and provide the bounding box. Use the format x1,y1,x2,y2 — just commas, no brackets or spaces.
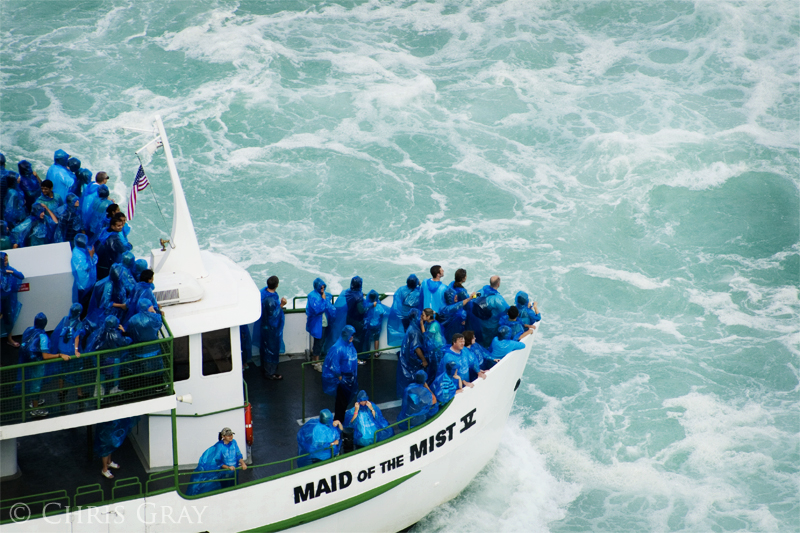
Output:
202,328,232,376
173,336,190,382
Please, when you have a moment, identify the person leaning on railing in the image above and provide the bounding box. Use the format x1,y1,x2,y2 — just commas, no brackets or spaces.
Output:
18,312,70,418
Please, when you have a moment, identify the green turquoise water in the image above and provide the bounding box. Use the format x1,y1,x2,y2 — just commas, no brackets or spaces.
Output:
2,1,798,531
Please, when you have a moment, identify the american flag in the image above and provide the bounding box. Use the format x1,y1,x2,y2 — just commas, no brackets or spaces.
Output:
127,165,150,220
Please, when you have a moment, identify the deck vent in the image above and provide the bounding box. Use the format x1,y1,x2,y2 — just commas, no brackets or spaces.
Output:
154,289,180,303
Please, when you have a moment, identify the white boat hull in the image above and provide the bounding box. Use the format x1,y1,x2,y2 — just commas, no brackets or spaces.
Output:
4,335,533,533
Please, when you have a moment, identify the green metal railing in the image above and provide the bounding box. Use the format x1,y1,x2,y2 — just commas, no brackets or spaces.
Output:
287,292,389,313
300,345,399,423
0,320,174,426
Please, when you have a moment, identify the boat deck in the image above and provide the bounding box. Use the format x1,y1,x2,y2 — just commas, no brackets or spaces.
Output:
0,351,403,512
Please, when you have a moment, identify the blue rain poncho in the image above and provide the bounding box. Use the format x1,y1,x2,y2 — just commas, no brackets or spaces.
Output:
439,346,472,383
464,342,494,371
305,277,336,342
1,252,24,336
259,286,285,375
439,288,467,346
186,438,244,495
117,252,137,295
297,409,341,467
448,280,470,303
387,274,421,346
321,325,358,399
515,291,542,326
132,259,147,282
96,229,132,278
59,193,83,246
71,234,98,304
67,157,81,181
344,390,392,447
85,185,112,245
499,314,525,341
362,290,389,352
490,326,526,360
94,416,138,458
3,175,27,230
469,285,510,346
127,299,162,354
46,149,74,201
49,304,85,381
396,308,426,398
0,221,11,250
332,276,366,348
85,264,128,332
85,315,131,353
80,182,100,225
71,168,92,197
424,320,445,383
18,313,50,393
11,204,58,247
432,361,459,405
17,161,41,211
398,370,438,430
124,280,157,326
421,278,447,313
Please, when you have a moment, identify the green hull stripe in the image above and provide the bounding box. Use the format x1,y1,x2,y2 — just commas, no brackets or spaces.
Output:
241,470,420,533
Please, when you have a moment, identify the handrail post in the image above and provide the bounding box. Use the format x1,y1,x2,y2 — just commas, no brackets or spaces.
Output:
171,408,179,492
370,353,374,401
301,363,306,423
96,354,101,410
21,366,26,423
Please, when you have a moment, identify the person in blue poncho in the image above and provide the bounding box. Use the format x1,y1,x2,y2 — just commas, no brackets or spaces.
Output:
432,361,464,406
59,193,83,246
305,277,336,371
115,251,137,296
469,275,510,346
398,370,438,430
85,315,131,396
387,274,422,346
439,333,485,383
81,172,107,226
45,149,74,201
1,252,25,346
71,234,97,311
3,174,27,230
127,298,164,384
515,291,542,328
50,303,87,399
35,178,64,214
71,167,92,197
363,290,389,354
17,160,41,212
332,276,367,350
297,409,342,467
499,306,530,341
463,330,494,374
490,326,526,361
125,269,159,326
186,427,247,495
421,265,448,313
96,214,132,280
396,308,434,398
438,287,472,345
85,264,129,345
95,416,139,479
345,390,392,448
449,268,471,302
259,275,286,380
67,157,81,183
85,184,112,246
322,325,359,423
11,203,59,248
423,309,444,383
19,313,71,417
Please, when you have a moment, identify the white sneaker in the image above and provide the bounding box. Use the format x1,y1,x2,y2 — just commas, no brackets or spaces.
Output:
30,409,49,418
109,386,124,395
312,362,323,373
93,385,105,397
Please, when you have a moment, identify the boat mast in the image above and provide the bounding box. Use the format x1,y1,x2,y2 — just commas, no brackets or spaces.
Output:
152,115,208,279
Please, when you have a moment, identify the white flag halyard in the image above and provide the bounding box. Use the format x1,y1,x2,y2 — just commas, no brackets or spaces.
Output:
127,165,150,220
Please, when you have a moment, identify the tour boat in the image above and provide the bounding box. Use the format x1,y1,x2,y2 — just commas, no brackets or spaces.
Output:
0,116,536,532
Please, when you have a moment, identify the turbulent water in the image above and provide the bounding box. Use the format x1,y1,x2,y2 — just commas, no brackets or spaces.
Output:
2,1,799,531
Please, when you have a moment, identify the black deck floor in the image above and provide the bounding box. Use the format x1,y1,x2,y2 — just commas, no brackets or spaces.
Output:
0,351,403,513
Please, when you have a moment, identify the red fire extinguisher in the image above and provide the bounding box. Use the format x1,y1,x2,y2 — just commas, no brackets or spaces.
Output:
245,402,254,446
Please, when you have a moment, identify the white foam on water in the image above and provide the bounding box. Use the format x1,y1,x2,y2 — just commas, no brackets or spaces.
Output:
574,263,671,291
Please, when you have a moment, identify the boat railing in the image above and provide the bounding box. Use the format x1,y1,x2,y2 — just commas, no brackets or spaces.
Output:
0,320,174,426
300,345,399,423
287,292,390,312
